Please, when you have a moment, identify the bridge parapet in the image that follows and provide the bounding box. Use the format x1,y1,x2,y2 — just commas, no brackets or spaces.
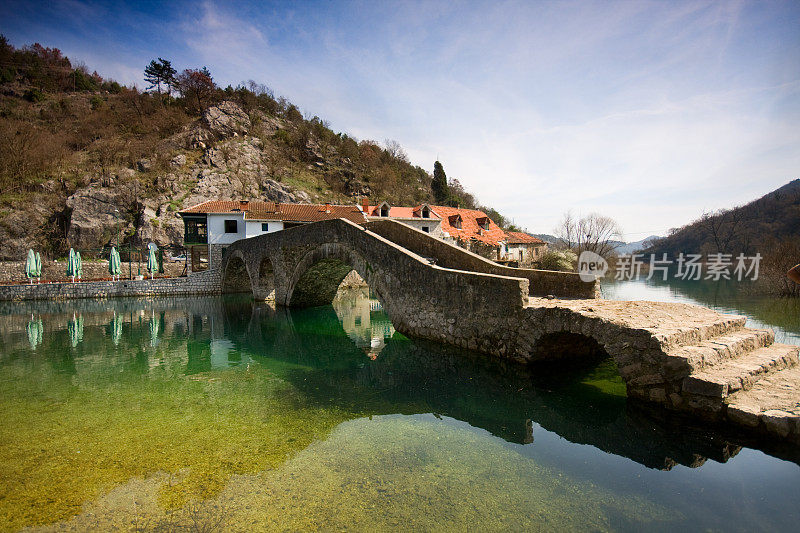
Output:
365,219,598,298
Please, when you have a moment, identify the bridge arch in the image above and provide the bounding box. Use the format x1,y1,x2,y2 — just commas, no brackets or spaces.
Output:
285,242,386,308
530,332,609,361
222,251,253,294
254,255,276,301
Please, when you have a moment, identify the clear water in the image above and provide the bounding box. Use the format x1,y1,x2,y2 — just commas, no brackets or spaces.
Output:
0,283,798,531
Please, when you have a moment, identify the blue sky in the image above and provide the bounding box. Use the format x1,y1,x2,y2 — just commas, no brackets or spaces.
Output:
2,0,798,239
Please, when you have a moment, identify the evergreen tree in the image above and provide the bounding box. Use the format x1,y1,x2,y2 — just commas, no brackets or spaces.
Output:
432,160,449,204
144,58,176,95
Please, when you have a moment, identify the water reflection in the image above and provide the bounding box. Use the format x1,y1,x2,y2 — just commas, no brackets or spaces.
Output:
332,287,395,359
604,278,800,345
0,291,794,472
27,316,43,350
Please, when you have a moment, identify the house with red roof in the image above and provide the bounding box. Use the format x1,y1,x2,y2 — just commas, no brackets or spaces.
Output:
179,200,367,272
360,198,445,237
429,205,509,259
361,199,516,261
504,231,548,267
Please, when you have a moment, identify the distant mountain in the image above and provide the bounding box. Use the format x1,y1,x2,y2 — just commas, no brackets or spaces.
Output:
531,233,559,244
645,179,800,255
615,235,661,256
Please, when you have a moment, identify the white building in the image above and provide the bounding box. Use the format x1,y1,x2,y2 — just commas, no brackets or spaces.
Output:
179,200,367,271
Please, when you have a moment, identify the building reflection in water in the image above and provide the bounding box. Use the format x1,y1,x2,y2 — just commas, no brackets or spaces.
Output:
332,288,395,360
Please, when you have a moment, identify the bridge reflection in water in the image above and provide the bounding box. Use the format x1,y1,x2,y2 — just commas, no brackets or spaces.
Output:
0,293,795,471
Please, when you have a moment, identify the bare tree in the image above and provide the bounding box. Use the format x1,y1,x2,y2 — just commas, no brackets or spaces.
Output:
384,139,408,162
701,208,742,253
555,211,623,257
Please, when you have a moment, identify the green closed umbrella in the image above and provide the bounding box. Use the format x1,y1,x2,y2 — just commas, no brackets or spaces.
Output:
109,247,121,281
146,245,158,279
66,248,78,282
25,249,36,284
76,251,83,281
34,252,42,283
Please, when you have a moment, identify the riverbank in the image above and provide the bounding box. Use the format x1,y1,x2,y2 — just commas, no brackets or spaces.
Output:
0,260,185,284
0,269,220,301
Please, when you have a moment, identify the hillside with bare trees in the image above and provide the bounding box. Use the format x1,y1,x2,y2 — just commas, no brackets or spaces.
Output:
645,179,800,295
0,36,508,260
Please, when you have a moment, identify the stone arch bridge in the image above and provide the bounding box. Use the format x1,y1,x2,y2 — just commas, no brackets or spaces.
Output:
219,218,800,442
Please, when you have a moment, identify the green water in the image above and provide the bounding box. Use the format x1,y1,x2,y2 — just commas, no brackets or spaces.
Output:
0,285,798,531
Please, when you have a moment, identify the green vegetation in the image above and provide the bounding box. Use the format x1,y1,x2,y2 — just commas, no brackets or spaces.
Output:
143,57,176,96
432,160,449,203
538,249,577,271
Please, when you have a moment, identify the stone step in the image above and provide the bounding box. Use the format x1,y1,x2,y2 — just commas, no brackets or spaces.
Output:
664,328,776,377
726,364,800,442
653,314,748,351
682,343,800,399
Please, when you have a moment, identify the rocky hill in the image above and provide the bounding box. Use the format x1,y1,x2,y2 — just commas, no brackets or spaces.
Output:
0,37,495,260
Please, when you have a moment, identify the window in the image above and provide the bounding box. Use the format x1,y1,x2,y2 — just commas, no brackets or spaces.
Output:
422,226,429,233
224,219,238,233
477,217,490,230
380,205,389,217
184,217,208,244
261,223,269,232
421,206,430,218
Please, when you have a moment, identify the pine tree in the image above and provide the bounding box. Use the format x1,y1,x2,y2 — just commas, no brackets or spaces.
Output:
144,58,176,95
432,160,449,204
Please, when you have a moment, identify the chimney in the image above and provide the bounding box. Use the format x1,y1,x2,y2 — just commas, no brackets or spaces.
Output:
325,203,331,214
361,197,369,214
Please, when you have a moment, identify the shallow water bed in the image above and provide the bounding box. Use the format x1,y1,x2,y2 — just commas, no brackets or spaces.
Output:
0,287,798,531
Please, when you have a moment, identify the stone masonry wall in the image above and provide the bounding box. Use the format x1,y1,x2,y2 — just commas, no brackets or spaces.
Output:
0,268,221,301
365,219,598,299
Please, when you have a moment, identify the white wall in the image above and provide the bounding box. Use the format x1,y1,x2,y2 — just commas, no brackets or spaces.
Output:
208,214,286,245
245,220,284,238
208,213,246,244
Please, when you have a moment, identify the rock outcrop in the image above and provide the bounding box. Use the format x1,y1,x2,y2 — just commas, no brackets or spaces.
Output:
65,184,132,250
0,99,367,259
58,102,315,253
203,101,251,138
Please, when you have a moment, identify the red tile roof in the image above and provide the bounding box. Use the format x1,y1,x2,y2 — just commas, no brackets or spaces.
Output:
505,231,546,245
364,204,440,219
430,205,507,245
180,200,367,224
